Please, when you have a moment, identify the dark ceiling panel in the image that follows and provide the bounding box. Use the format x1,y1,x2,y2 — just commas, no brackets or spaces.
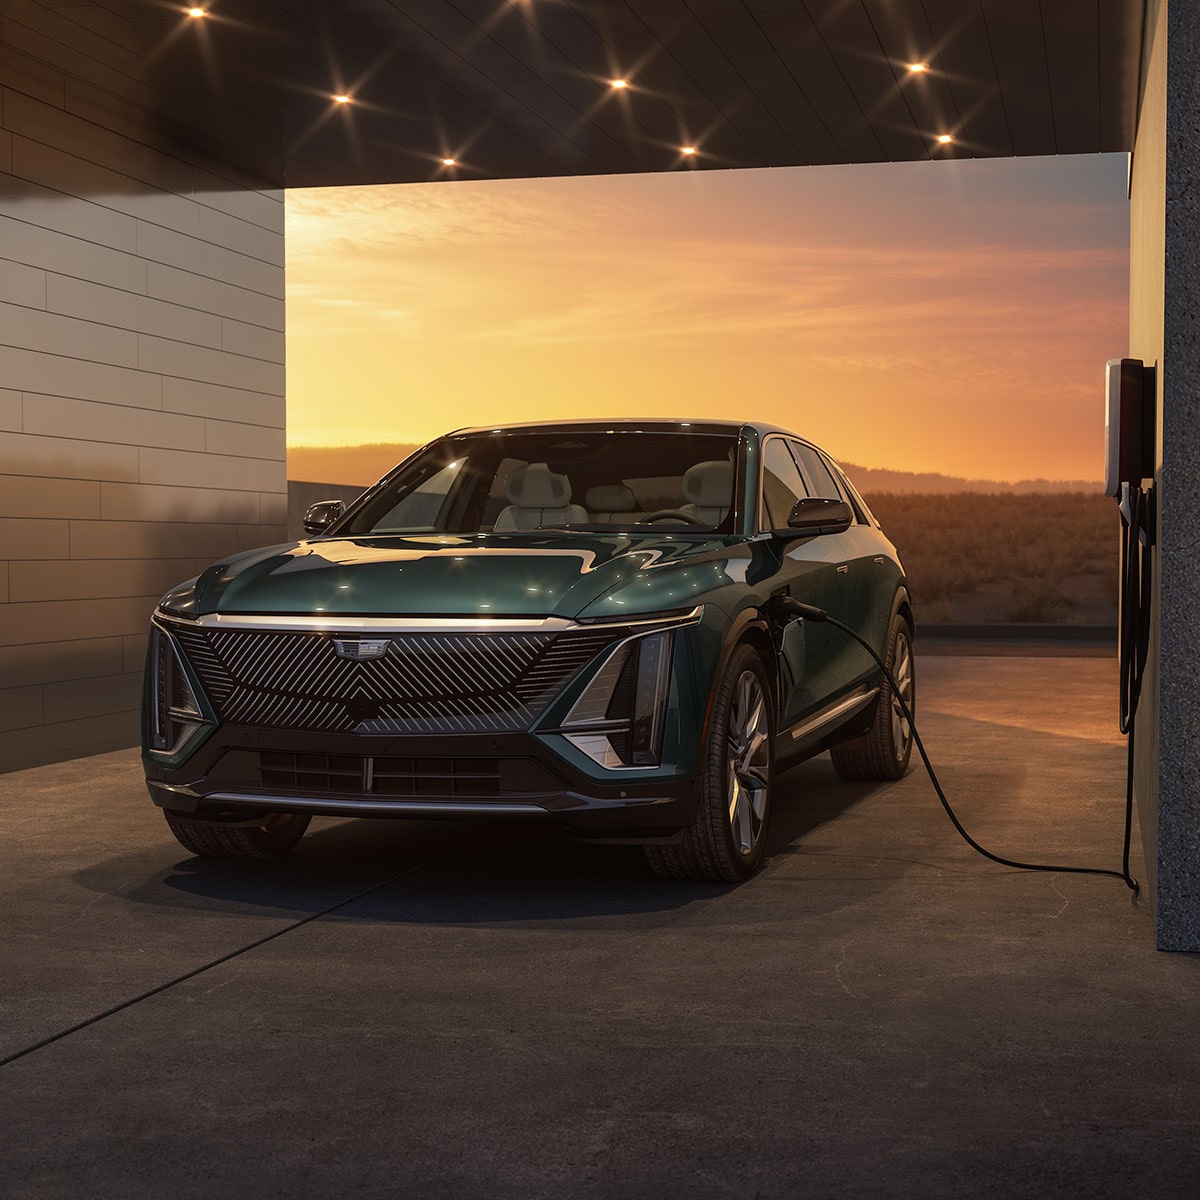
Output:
1041,0,1101,152
858,0,964,155
311,1,576,177
802,0,929,162
686,4,843,164
1098,0,1144,152
609,1,765,168
376,0,622,174
919,0,1014,157
753,5,889,163
664,34,782,164
502,1,658,172
3,0,1146,188
545,0,735,169
460,1,652,173
979,0,1057,157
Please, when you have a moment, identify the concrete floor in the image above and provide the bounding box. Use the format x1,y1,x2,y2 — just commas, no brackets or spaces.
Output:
2,654,1198,1199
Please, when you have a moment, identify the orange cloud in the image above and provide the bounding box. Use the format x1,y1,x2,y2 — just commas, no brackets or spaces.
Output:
287,156,1129,483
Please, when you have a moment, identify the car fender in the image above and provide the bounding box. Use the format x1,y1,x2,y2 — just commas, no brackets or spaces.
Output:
697,605,776,751
890,583,915,639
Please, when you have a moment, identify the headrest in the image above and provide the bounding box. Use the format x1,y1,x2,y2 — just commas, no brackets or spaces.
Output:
585,483,636,512
683,461,733,506
505,463,573,507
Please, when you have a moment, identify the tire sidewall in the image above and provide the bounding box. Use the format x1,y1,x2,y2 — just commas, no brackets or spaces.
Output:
705,644,775,878
885,617,915,775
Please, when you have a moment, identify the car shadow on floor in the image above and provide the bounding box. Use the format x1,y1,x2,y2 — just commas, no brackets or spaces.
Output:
72,757,887,924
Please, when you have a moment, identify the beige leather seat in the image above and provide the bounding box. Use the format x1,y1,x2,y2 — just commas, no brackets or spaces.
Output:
493,463,588,531
585,483,641,524
680,461,733,525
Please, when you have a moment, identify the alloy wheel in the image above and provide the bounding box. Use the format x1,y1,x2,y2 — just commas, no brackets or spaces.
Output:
890,632,914,760
726,670,771,856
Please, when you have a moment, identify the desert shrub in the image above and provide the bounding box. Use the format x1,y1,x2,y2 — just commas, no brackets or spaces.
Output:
861,491,1116,624
1004,579,1075,623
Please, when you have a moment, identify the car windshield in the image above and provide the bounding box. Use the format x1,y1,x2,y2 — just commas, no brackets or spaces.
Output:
340,430,741,536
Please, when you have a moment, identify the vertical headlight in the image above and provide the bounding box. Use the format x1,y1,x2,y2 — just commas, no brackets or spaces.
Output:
559,627,677,769
147,622,211,757
628,630,672,765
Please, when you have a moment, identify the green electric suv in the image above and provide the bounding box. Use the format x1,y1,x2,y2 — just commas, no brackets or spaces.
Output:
144,420,914,882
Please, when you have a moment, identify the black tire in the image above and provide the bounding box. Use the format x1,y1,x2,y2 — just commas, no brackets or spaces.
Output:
164,811,311,859
645,643,774,883
830,613,915,782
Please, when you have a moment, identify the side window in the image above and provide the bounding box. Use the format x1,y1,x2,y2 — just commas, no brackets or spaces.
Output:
760,438,810,530
789,441,845,503
825,456,873,525
371,461,461,531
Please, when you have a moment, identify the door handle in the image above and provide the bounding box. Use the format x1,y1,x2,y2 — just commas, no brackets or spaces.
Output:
836,564,849,575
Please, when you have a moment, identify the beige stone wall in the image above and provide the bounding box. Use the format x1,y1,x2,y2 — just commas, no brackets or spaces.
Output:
0,66,285,772
1128,0,1165,913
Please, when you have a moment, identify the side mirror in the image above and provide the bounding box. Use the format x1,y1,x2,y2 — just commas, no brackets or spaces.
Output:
783,497,854,536
303,499,347,537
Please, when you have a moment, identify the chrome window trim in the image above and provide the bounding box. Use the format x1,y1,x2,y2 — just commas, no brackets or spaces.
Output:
757,432,813,533
154,605,702,635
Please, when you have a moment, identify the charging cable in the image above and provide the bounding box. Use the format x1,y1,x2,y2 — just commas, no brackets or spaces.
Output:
775,598,1139,894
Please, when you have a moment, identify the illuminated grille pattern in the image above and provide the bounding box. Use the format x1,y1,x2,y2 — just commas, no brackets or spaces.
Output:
171,624,628,734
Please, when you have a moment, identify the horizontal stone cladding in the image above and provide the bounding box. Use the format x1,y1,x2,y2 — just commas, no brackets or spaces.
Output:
0,45,285,773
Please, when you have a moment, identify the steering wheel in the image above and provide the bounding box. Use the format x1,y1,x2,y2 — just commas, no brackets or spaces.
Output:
639,509,709,526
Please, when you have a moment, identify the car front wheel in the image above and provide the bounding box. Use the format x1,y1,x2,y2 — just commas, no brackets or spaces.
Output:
645,643,774,883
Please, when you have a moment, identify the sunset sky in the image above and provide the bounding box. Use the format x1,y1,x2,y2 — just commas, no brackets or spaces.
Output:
285,153,1129,484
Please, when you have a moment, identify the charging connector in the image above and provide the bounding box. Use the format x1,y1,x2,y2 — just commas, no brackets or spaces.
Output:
775,597,1139,895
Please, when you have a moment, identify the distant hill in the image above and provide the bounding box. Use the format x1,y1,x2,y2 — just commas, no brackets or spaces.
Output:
838,462,1103,496
287,442,1103,496
288,443,421,487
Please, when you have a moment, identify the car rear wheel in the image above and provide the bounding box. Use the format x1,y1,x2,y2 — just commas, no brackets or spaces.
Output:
645,644,774,883
830,613,914,782
164,811,311,859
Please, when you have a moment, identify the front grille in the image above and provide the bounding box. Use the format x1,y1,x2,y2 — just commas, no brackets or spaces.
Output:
257,752,555,797
172,623,630,735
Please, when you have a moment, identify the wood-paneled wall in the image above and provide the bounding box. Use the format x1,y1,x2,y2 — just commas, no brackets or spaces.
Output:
0,57,286,773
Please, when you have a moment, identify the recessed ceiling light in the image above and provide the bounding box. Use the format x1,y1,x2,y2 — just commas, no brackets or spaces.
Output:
610,78,629,89
906,62,929,73
333,94,352,105
935,133,954,144
185,6,207,16
441,157,457,166
681,145,697,156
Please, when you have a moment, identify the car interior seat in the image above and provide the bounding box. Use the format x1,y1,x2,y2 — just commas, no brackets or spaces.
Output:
585,483,642,524
493,463,588,531
680,461,733,525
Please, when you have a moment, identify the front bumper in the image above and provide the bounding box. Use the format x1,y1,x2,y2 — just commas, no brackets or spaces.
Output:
144,725,701,841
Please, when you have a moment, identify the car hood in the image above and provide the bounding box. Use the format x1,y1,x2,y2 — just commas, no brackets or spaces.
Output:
159,532,750,621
